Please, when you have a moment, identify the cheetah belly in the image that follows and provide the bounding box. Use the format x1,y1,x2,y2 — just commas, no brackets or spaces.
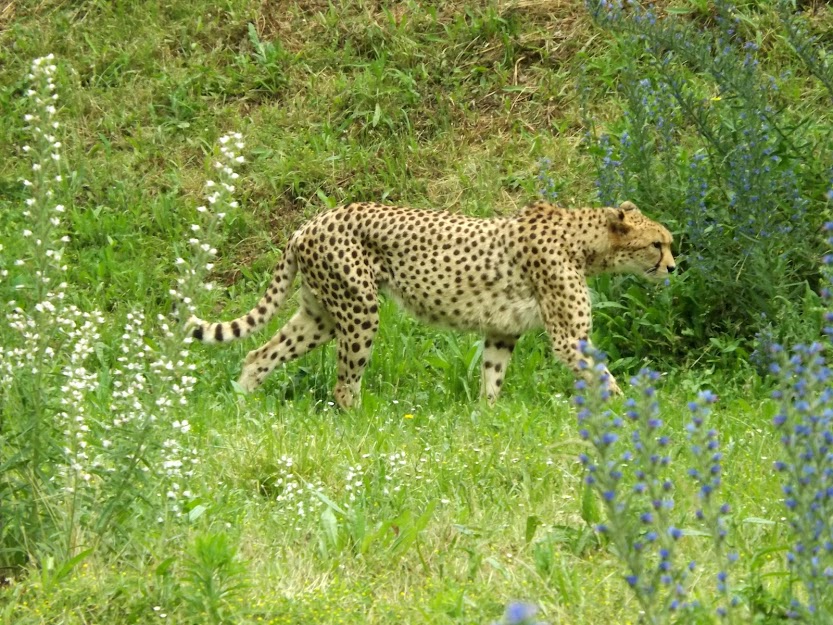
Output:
485,295,543,335
382,283,543,337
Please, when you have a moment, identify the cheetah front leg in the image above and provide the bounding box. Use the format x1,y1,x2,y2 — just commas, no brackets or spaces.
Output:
549,329,623,396
481,334,518,404
332,305,380,410
538,278,622,396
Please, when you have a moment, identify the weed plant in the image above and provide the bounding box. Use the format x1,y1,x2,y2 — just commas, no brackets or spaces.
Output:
577,0,833,365
1,56,200,580
576,220,833,623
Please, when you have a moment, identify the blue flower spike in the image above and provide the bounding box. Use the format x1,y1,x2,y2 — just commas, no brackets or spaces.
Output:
498,601,547,625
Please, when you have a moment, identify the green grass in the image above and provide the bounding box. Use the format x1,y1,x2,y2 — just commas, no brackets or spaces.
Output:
4,366,783,623
2,352,789,624
1,0,831,623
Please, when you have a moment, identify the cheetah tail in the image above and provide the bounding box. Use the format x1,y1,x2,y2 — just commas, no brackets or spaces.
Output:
186,248,298,345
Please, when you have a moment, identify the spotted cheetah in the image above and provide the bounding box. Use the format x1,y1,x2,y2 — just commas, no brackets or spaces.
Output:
187,200,676,407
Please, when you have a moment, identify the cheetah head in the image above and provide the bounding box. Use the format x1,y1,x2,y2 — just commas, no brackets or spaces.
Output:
604,201,676,279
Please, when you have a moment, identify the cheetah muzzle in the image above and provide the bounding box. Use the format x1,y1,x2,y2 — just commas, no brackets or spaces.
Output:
187,200,676,407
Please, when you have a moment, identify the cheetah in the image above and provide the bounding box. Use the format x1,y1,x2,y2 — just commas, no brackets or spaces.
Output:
187,200,676,407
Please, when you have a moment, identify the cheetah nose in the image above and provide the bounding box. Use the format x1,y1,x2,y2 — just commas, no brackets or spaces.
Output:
667,265,677,273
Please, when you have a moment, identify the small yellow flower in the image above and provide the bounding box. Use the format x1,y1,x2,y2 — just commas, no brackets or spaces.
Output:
710,95,722,101
404,413,414,419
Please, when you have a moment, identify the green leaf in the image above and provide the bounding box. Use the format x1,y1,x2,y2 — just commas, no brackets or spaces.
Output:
594,301,628,310
525,515,541,544
484,556,510,579
51,549,93,586
350,507,367,545
188,504,207,523
360,519,394,555
311,489,347,516
247,22,262,48
580,481,600,527
452,524,481,537
155,557,176,576
414,500,437,532
315,188,337,209
321,507,339,548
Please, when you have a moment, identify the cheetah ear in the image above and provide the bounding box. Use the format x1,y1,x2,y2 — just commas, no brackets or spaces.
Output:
619,200,640,213
607,207,632,236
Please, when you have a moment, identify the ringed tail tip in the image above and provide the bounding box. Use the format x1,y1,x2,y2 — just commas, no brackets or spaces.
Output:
185,315,206,342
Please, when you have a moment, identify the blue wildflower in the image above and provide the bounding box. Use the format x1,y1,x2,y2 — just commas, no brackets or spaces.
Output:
503,602,540,625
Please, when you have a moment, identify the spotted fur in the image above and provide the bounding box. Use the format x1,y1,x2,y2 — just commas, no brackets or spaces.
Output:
187,200,676,407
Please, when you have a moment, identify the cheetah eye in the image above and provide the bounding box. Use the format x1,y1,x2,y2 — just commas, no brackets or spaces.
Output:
652,242,662,250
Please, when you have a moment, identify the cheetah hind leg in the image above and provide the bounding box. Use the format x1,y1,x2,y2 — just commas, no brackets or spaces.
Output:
237,293,336,393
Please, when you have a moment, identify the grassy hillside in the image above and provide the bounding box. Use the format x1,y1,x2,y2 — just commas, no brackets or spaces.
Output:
1,1,833,624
